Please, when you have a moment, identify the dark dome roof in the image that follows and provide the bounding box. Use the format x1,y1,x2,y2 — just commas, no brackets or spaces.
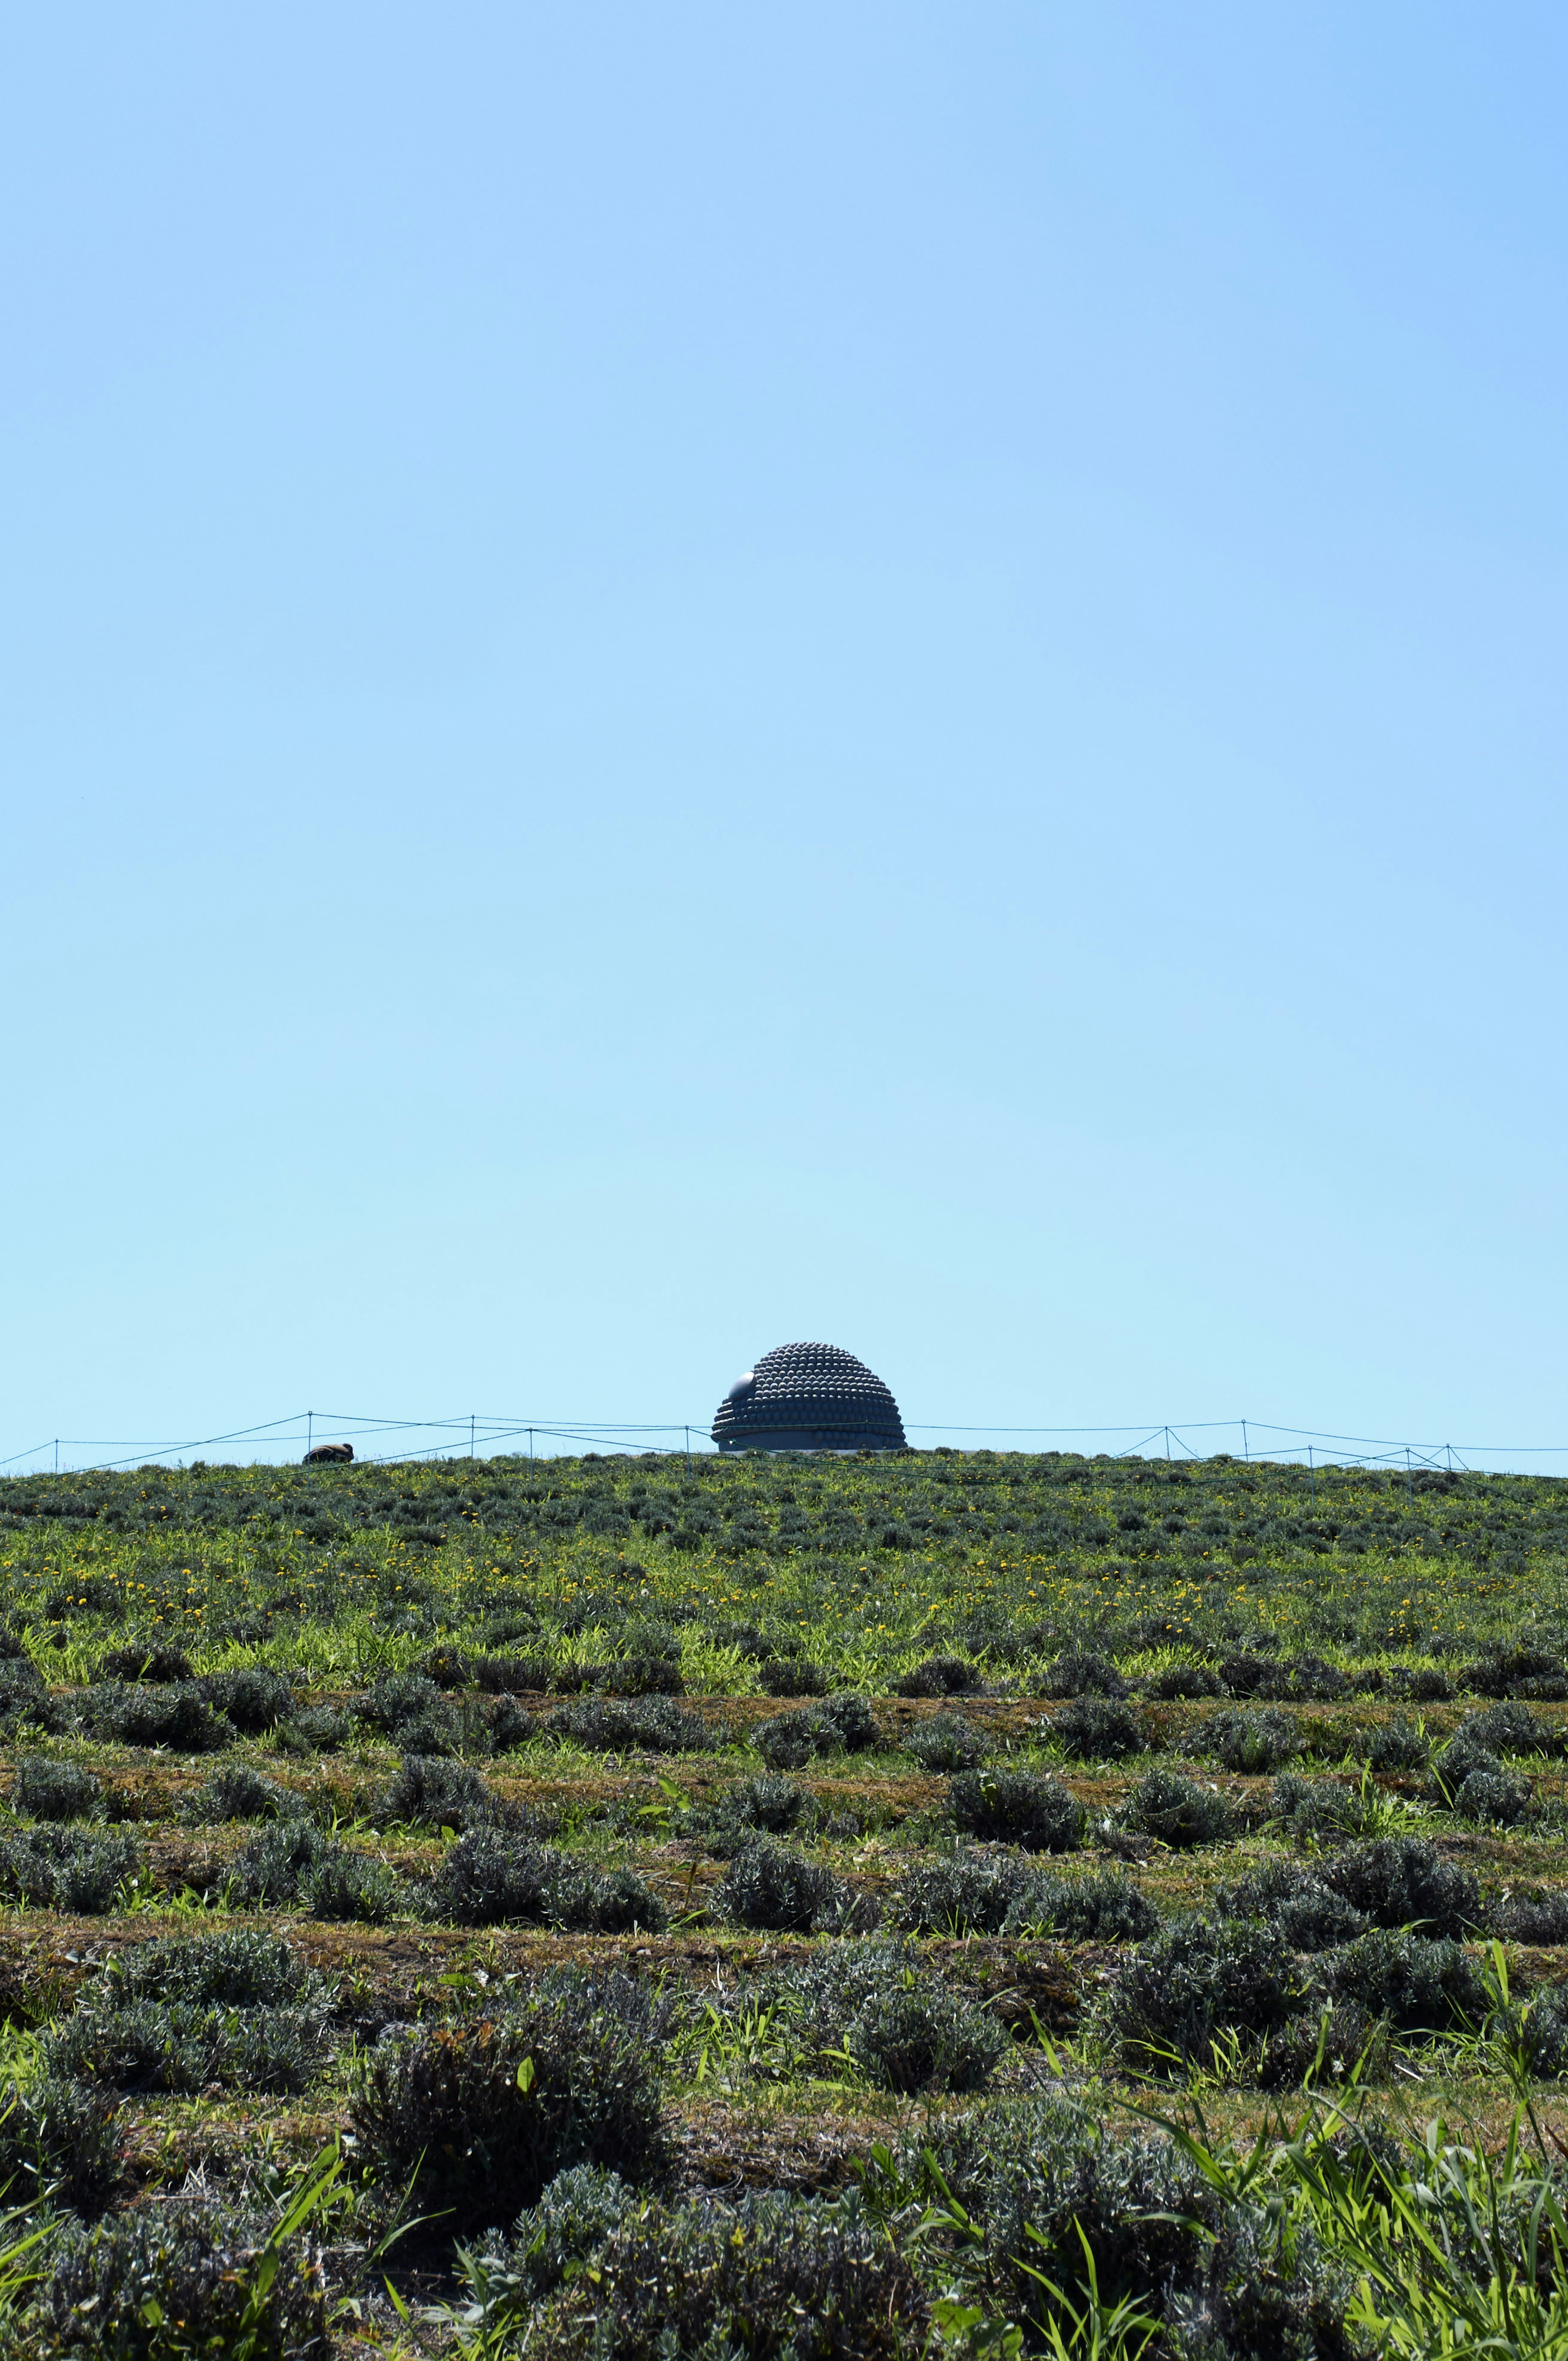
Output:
711,1342,906,1453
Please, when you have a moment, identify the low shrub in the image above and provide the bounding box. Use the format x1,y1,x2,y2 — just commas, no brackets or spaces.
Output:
499,2162,630,2293
1120,1769,1231,1848
599,1652,686,1697
1457,1700,1555,1757
1105,1916,1310,2070
352,1982,666,2231
488,1696,535,1750
1453,1766,1533,1824
1458,1641,1567,1699
752,1694,879,1770
0,1825,136,1912
303,1848,405,1923
0,2072,121,2213
715,1838,856,1933
379,1754,504,1833
1044,1697,1145,1761
897,1853,1158,1942
893,1654,983,1699
1258,2000,1388,2090
903,1713,989,1773
47,1996,329,2095
1270,1772,1368,1842
354,1671,460,1753
472,1653,556,1694
190,1762,300,1821
13,1755,100,1822
275,1706,349,1755
1199,1706,1298,1774
1315,1837,1486,1939
80,1682,232,1753
230,1818,330,1904
846,1978,1004,2094
42,2196,329,2360
757,1656,829,1697
1045,1649,1127,1699
949,1769,1085,1853
94,1642,192,1684
1492,1886,1568,1944
105,1928,328,2010
537,2190,924,2360
1221,1651,1348,1703
1362,1716,1431,1772
1145,1661,1224,1701
423,1830,667,1933
721,1775,811,1836
1217,1858,1370,1952
0,1657,60,1737
412,1644,475,1689
1323,1928,1489,2036
547,1696,710,1754
200,1665,296,1734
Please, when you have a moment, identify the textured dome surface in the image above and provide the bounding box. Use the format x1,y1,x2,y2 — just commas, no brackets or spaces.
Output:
711,1342,906,1452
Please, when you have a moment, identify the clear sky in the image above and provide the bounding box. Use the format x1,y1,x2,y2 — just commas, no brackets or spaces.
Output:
4,4,1566,1472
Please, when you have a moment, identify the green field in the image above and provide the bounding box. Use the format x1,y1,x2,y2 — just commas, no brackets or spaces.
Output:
0,1445,1566,2357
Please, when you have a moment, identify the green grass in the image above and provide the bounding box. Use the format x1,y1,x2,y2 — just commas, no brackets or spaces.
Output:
0,1446,1563,2354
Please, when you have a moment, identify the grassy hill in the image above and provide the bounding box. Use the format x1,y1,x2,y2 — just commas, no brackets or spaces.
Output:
0,1448,1563,2354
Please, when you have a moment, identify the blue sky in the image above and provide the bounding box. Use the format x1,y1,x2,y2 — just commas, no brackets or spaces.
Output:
4,4,1566,1471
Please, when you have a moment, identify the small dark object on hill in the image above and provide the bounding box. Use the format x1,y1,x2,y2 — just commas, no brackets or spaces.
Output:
1145,1662,1224,1701
1045,1650,1128,1699
304,1440,353,1463
904,1713,989,1773
1315,1837,1485,1939
44,2196,329,2358
547,1695,709,1754
81,1681,232,1753
96,1642,193,1684
14,1753,100,1822
1106,1915,1309,2071
950,1768,1085,1853
1045,1697,1145,1761
1121,1769,1231,1848
353,1982,665,2231
894,1655,983,1699
1199,1706,1298,1775
715,1838,858,1934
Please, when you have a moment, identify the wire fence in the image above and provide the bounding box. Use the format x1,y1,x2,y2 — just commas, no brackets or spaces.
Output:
4,1409,1568,1479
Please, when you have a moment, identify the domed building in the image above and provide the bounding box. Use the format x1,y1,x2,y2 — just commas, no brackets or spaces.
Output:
712,1342,906,1453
